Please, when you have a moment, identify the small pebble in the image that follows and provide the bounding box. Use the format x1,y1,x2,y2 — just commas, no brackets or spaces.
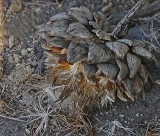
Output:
27,48,33,51
8,35,15,48
119,114,125,118
21,49,28,57
136,113,139,117
100,112,103,116
6,48,10,51
126,105,129,109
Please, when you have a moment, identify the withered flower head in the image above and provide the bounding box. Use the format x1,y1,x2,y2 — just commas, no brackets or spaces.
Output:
37,6,154,106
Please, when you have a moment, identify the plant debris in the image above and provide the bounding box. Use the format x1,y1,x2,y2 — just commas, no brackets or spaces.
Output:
39,5,155,107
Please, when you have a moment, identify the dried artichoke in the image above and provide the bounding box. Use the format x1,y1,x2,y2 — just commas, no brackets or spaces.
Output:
38,7,155,106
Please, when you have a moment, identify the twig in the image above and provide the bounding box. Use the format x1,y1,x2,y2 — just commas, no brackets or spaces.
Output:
111,0,150,37
23,1,59,6
0,114,27,122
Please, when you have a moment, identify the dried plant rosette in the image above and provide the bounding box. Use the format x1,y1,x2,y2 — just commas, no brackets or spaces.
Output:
37,6,156,107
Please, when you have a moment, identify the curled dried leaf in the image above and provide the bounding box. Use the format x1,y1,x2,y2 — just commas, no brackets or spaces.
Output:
50,12,71,22
104,86,116,103
122,78,133,99
132,46,153,59
55,61,71,71
88,43,112,64
68,8,89,25
106,42,129,59
48,37,69,49
84,81,98,96
100,21,110,32
133,40,146,47
80,6,93,21
126,53,141,78
116,59,129,81
97,12,106,20
90,12,110,31
95,30,111,41
97,63,119,81
83,64,97,78
122,75,143,98
45,20,69,38
67,22,93,39
138,64,148,84
45,51,67,61
97,12,110,31
132,75,144,94
93,13,100,24
89,21,100,29
67,42,87,64
117,39,133,47
76,73,86,88
35,31,51,41
42,43,65,54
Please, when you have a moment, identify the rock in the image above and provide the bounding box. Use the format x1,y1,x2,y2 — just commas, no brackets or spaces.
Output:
27,48,34,52
119,114,125,118
136,113,139,117
21,49,28,57
8,35,15,48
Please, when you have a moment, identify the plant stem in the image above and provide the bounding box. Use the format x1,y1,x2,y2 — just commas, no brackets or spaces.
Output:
111,0,150,37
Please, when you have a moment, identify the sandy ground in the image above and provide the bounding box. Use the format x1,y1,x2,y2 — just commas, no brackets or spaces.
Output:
0,0,160,135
